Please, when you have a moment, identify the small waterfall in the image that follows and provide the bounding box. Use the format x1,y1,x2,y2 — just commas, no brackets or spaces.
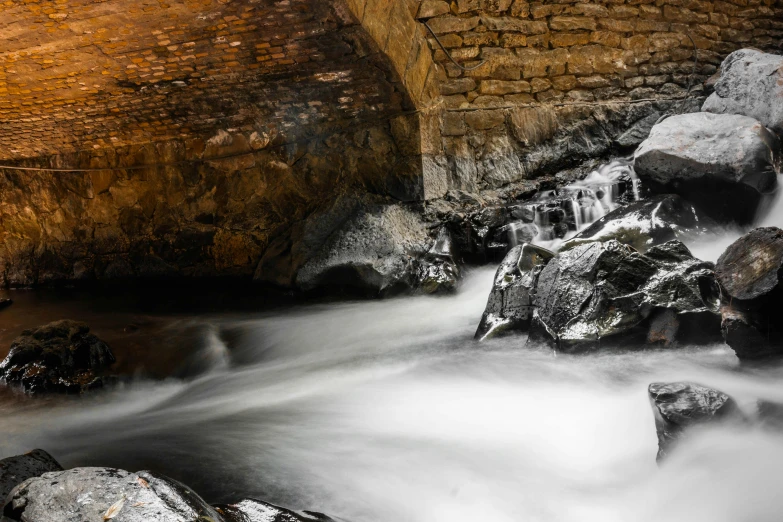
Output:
506,159,640,252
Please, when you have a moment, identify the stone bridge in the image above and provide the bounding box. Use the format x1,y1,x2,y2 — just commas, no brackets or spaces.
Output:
0,0,780,285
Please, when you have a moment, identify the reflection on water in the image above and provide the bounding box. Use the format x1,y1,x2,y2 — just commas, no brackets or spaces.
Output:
2,269,783,522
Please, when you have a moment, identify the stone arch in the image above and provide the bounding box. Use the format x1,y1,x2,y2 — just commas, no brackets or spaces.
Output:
341,0,440,111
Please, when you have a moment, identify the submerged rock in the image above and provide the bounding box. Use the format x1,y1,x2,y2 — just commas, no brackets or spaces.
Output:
561,194,711,253
217,499,337,522
634,112,781,224
0,320,115,394
0,450,62,505
715,227,783,359
648,382,744,461
475,243,554,341
531,240,721,350
3,468,222,522
702,49,783,136
0,298,11,310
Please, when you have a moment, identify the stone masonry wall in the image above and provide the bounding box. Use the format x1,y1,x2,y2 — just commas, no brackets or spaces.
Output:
415,0,783,196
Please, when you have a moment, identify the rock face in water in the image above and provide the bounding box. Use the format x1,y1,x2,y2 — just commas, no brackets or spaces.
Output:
715,227,783,359
634,112,781,224
416,228,461,294
291,202,432,295
648,382,743,461
3,468,223,522
531,240,721,349
0,450,62,505
702,49,783,136
475,243,554,341
217,499,336,522
0,320,115,394
561,194,710,253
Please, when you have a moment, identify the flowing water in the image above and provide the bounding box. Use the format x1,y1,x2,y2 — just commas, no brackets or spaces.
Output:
2,270,783,522
3,164,783,521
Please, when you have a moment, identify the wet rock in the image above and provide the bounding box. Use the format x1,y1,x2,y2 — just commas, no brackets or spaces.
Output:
0,450,62,505
3,468,223,522
475,243,554,341
634,112,781,224
216,499,337,522
702,49,783,136
648,382,744,461
273,200,432,296
0,299,11,310
0,320,115,394
416,228,461,294
561,194,712,253
715,227,783,359
531,240,721,350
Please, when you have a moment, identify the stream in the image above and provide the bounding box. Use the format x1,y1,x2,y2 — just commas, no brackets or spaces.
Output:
1,162,783,522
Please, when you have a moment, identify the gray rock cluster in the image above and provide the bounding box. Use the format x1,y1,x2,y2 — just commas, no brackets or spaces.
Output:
475,49,783,359
633,49,782,225
0,457,336,522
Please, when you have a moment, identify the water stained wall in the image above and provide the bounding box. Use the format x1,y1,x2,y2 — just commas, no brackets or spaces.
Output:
0,0,781,286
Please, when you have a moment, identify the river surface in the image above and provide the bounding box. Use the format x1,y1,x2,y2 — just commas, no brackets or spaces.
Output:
2,268,783,522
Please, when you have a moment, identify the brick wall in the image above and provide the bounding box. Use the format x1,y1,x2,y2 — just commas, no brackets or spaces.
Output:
419,0,783,107
0,0,412,159
413,0,783,196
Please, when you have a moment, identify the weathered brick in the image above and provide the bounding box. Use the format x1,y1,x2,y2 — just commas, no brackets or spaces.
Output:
481,16,548,33
465,109,506,129
428,16,481,34
550,16,597,32
479,79,532,94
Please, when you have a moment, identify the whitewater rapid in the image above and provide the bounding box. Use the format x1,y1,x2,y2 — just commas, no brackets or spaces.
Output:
2,268,783,522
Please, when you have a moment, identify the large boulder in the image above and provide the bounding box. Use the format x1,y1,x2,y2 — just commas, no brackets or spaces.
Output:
0,450,62,505
531,240,721,350
702,49,783,136
3,468,223,522
216,499,337,522
290,202,432,296
0,320,115,394
715,227,783,359
561,194,712,253
475,243,554,341
648,382,744,461
634,112,781,224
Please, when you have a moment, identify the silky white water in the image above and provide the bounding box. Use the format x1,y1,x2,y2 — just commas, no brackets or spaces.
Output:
2,269,783,522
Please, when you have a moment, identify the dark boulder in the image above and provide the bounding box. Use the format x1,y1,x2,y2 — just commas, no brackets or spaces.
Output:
217,499,338,522
715,227,783,359
0,320,115,394
0,450,62,505
3,468,223,522
634,112,781,224
561,194,712,253
702,49,783,136
475,243,554,341
648,382,744,461
0,299,11,310
531,240,721,350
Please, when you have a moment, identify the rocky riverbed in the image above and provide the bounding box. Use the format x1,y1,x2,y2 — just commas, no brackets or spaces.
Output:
1,47,783,522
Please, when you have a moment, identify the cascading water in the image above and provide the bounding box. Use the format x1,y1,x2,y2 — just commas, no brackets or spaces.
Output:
507,159,641,252
1,158,782,522
1,269,783,522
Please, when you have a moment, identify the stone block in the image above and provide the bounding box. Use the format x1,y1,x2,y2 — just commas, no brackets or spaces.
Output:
465,109,506,130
